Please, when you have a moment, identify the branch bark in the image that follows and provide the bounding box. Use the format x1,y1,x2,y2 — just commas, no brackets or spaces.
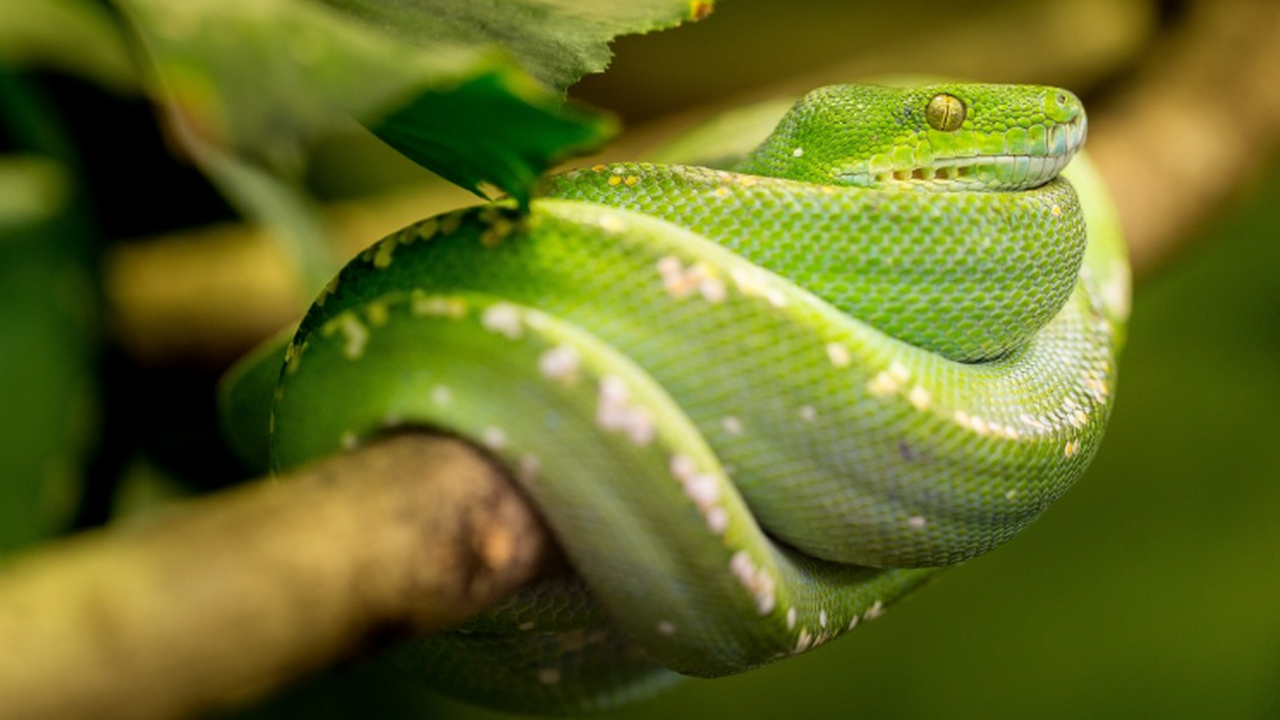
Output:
0,433,558,720
1088,0,1280,279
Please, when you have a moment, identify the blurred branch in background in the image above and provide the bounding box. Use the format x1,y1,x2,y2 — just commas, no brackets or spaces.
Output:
1087,0,1280,276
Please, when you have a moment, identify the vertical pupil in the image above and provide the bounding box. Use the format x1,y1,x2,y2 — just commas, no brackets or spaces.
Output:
927,95,965,132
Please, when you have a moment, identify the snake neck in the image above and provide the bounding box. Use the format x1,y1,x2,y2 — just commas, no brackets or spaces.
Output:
545,164,1087,364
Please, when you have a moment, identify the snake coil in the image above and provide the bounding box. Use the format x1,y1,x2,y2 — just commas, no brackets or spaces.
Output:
234,83,1129,713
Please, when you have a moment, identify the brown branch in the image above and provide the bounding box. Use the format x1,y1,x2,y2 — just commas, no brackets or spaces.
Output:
1088,0,1280,278
0,433,559,720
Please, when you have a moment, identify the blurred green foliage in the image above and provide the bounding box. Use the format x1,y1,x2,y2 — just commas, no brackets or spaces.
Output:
0,67,96,553
0,155,92,552
0,0,707,548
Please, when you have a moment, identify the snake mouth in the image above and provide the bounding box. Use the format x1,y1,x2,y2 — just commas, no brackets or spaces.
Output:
886,152,1075,188
838,113,1087,192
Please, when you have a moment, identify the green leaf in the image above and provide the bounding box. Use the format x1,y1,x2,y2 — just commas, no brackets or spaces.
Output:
318,0,717,94
0,155,92,553
112,0,710,230
0,0,136,92
371,68,613,209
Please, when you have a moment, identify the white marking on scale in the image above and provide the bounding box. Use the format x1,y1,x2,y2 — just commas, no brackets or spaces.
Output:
908,385,932,410
598,213,625,234
729,550,777,615
699,274,727,303
518,455,541,484
670,454,729,535
656,256,693,299
482,427,507,450
683,473,720,506
539,345,581,383
670,453,697,480
481,303,523,339
430,385,453,406
867,361,912,396
970,415,990,435
412,293,467,319
706,507,729,534
364,301,389,327
826,342,852,368
866,370,899,397
729,266,787,307
596,376,655,445
794,629,813,654
864,600,885,620
336,313,368,360
372,240,396,269
522,308,550,331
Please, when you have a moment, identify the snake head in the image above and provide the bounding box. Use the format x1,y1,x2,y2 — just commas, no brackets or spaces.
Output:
737,82,1087,191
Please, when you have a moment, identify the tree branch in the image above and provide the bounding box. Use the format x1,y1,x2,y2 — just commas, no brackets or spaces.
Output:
1089,0,1280,278
0,433,558,720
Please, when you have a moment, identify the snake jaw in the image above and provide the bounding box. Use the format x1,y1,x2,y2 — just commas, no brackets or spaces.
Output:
835,112,1088,192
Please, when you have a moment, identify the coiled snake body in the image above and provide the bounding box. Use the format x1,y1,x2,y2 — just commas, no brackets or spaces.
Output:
247,83,1128,712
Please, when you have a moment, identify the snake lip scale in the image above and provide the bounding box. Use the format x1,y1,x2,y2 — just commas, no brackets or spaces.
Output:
838,112,1086,190
849,146,1081,189
226,82,1129,713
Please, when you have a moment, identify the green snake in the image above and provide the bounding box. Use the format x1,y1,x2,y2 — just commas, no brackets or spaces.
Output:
222,82,1129,713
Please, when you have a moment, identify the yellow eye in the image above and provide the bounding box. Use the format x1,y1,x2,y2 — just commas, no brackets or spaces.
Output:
926,94,966,132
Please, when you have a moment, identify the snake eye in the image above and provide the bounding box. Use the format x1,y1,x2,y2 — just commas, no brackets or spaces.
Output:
926,94,966,132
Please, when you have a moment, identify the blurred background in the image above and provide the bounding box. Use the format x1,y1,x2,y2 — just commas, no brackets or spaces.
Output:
3,0,1279,718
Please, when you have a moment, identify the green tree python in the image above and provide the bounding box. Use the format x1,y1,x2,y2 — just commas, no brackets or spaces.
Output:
222,82,1130,713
